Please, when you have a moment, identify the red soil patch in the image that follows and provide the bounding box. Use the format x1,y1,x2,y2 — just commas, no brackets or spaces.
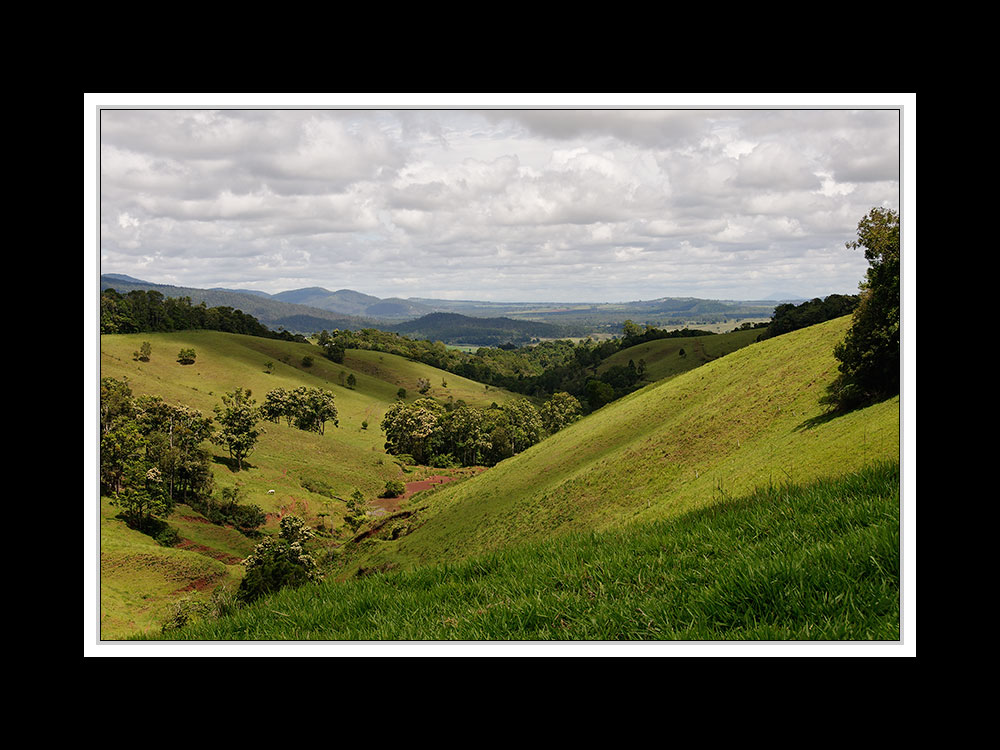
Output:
175,538,244,565
172,574,224,594
370,475,459,514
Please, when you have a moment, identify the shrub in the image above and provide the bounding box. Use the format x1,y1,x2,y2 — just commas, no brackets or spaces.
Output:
383,479,406,498
154,525,181,547
236,516,320,604
161,597,208,633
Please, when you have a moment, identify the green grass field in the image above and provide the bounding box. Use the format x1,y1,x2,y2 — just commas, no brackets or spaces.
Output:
133,460,900,641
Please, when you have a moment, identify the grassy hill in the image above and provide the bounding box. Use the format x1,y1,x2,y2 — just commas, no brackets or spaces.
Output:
388,312,564,345
598,328,763,384
336,316,898,573
134,460,899,641
100,315,901,642
98,330,521,638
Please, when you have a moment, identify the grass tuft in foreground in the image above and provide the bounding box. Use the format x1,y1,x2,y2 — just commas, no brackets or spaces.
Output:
137,461,900,642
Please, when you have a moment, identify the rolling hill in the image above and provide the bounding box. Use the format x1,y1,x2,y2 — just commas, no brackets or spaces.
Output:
387,312,564,345
100,276,375,332
99,274,780,337
99,314,901,641
97,329,522,637
122,314,901,642
337,315,899,572
598,327,764,384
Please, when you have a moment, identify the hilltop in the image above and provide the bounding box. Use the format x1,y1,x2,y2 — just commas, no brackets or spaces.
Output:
387,312,563,346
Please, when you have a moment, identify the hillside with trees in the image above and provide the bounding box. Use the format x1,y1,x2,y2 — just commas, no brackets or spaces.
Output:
100,277,374,333
386,312,565,345
100,287,310,342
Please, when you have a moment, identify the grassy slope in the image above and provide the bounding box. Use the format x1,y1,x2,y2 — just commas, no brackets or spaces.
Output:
99,496,251,638
346,316,899,572
597,327,762,384
139,461,900,641
98,331,520,638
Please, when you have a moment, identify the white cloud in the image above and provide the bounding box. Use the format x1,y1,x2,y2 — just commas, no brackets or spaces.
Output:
97,105,901,301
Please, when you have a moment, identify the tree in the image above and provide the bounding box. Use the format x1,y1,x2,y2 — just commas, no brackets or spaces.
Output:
294,387,339,434
381,398,446,465
346,373,357,389
237,515,320,604
324,341,346,364
540,391,583,433
177,348,196,365
262,388,293,425
500,399,542,455
824,207,900,411
100,376,134,435
134,341,152,362
585,379,615,410
110,462,172,532
134,395,214,503
213,388,263,471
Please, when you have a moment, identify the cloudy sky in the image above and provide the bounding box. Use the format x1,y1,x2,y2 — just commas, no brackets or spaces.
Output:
92,95,907,303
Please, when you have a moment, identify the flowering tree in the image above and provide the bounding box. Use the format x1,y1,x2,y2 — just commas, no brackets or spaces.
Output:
237,515,321,603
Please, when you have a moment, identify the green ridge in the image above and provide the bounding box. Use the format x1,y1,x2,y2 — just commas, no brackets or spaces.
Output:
344,316,898,572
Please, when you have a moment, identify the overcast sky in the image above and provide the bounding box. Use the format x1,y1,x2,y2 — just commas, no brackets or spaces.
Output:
93,95,906,303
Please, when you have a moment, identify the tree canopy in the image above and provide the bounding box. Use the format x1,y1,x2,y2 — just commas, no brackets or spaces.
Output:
824,207,901,411
213,388,263,471
100,377,215,530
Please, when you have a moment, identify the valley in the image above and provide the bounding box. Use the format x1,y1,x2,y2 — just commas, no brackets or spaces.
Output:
97,311,900,641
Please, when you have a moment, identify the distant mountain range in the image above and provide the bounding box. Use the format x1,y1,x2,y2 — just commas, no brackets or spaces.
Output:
100,273,790,339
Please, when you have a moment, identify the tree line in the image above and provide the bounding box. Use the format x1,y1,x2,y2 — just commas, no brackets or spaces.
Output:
759,294,860,340
381,392,582,468
101,288,308,343
318,322,717,414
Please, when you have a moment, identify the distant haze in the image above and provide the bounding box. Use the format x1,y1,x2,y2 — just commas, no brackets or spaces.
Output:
96,96,902,303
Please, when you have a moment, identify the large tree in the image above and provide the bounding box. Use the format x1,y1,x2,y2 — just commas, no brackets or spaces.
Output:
825,207,901,411
134,396,214,502
381,398,446,465
539,391,583,433
213,388,263,470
